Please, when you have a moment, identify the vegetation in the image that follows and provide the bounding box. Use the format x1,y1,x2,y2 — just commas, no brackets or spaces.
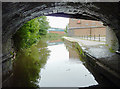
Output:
13,16,50,50
12,16,52,87
12,16,67,87
64,26,68,34
109,47,115,53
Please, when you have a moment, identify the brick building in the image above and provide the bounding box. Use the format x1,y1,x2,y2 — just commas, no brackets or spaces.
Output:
68,18,106,37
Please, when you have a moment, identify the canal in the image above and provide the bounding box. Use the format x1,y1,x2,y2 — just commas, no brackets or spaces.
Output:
3,39,116,88
39,42,98,87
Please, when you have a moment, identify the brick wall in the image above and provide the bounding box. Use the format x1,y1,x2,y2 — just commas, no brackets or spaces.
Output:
69,19,104,27
73,27,106,37
68,18,106,37
69,47,79,59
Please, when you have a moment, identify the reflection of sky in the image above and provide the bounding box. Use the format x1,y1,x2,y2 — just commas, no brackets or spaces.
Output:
38,44,98,87
48,41,63,46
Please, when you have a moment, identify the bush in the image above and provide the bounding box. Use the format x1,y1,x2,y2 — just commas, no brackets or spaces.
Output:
13,16,50,50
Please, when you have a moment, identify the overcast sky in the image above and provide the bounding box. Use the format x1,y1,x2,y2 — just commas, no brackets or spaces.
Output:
47,16,69,29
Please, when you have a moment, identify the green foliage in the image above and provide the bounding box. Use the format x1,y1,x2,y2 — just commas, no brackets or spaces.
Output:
109,47,115,53
13,16,50,50
64,26,68,34
105,44,109,46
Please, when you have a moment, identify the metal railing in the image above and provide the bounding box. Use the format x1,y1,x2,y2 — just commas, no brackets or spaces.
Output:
79,34,106,42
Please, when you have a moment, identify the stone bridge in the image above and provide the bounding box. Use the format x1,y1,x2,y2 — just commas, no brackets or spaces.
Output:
1,1,120,86
2,2,120,57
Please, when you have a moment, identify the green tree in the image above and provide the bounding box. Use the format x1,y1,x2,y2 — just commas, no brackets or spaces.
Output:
37,16,50,35
13,16,50,50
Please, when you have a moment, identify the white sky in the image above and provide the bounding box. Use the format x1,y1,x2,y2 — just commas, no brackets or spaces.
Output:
47,16,69,29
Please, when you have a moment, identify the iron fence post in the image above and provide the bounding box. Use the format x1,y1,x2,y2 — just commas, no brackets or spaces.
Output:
99,34,100,41
94,35,95,41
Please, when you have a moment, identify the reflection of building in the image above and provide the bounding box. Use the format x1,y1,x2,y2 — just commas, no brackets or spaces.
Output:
48,39,63,46
49,39,62,43
68,18,106,37
69,47,79,60
48,28,65,34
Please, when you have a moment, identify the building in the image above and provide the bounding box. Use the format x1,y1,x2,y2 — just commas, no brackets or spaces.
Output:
48,28,65,34
68,18,106,37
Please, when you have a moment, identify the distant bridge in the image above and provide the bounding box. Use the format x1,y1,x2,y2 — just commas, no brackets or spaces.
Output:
48,28,65,32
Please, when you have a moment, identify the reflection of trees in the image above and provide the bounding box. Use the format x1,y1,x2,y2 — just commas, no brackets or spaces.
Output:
12,39,50,87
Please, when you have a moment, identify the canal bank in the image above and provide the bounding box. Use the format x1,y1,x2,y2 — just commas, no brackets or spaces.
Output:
63,36,120,88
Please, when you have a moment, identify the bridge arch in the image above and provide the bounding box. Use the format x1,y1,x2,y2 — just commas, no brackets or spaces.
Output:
2,2,120,58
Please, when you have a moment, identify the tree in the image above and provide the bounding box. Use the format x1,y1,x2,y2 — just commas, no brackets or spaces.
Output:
13,16,50,50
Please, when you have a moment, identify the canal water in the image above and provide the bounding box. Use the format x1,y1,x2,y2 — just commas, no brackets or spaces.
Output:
38,43,98,87
3,39,115,88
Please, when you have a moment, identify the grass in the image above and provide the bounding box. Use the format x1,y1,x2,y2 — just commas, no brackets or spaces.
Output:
109,47,115,53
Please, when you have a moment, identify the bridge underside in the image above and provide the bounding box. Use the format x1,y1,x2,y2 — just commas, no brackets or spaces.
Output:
2,2,120,63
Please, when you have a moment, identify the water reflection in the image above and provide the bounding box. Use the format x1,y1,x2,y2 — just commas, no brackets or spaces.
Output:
12,40,50,87
39,41,98,87
69,47,80,61
3,39,116,88
48,39,63,46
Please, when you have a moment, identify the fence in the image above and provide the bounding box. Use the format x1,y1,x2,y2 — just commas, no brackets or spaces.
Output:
80,34,106,42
